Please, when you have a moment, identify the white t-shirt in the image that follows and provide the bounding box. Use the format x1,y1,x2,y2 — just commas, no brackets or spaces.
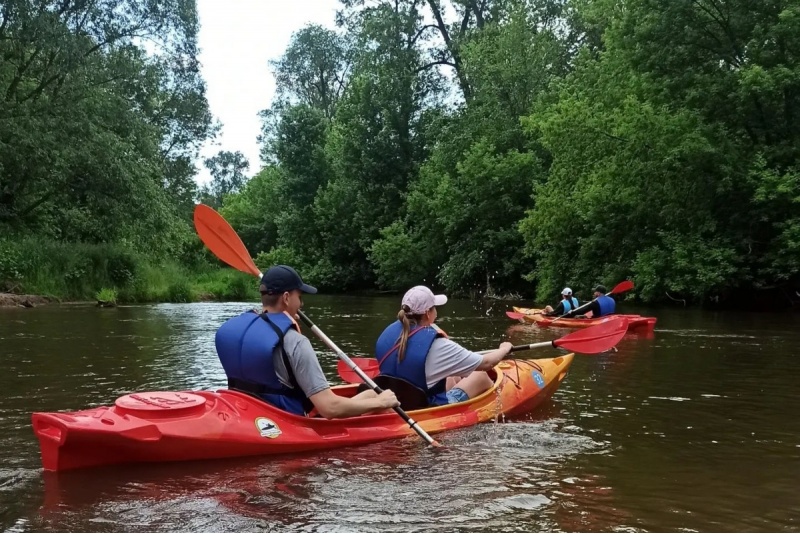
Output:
423,337,484,389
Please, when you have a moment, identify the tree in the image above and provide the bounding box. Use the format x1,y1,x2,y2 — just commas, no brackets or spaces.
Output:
259,25,351,164
199,150,250,209
0,0,215,257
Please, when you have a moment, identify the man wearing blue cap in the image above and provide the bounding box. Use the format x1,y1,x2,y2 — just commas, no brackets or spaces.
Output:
215,265,399,418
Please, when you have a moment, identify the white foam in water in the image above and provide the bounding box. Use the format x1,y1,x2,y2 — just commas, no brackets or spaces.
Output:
495,493,552,510
446,421,605,462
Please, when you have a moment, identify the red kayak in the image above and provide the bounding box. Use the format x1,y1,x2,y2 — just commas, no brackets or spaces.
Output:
510,307,657,333
32,355,573,471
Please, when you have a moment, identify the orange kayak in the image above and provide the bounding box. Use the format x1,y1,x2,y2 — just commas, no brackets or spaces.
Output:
511,307,657,333
32,355,574,472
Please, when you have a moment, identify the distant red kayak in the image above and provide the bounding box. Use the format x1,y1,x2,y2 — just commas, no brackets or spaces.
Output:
32,355,573,472
510,307,657,333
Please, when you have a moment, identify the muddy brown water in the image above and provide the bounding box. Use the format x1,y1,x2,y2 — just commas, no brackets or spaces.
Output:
1,297,799,532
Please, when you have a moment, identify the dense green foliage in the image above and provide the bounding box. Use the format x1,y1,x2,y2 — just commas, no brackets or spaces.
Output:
2,0,798,307
227,0,799,306
0,0,216,294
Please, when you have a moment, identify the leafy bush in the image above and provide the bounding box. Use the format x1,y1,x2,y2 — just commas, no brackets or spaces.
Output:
95,287,118,304
166,280,195,303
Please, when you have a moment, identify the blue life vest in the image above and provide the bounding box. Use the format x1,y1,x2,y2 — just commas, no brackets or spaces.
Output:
596,295,616,317
375,321,448,406
215,311,311,415
562,297,580,312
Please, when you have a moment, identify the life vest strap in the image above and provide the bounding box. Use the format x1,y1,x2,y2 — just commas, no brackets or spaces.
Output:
377,325,425,365
227,377,289,397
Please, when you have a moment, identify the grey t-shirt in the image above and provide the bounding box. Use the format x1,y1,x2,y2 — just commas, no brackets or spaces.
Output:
423,337,484,389
272,329,330,398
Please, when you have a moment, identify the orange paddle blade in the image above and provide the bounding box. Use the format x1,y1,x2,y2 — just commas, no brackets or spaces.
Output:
193,204,261,278
505,311,526,320
337,358,380,383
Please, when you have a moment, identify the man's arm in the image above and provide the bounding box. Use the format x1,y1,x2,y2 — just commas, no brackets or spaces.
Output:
565,300,597,318
284,331,398,419
308,388,398,419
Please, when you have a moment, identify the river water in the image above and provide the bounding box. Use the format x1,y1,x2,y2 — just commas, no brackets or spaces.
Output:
1,296,798,532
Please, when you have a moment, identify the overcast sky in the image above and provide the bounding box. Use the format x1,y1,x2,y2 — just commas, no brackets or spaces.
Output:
195,0,340,185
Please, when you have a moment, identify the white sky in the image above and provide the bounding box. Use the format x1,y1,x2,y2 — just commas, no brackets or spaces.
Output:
195,0,340,185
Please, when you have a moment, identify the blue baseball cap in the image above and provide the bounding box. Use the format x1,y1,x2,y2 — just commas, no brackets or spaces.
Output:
259,265,317,295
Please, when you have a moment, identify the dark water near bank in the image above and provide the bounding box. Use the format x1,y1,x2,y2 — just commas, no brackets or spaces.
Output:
1,296,799,532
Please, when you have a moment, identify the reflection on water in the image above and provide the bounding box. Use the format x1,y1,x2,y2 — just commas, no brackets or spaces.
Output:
27,424,612,533
1,298,800,531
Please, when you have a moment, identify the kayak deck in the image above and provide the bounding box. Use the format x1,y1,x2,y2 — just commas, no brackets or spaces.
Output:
511,307,657,333
32,355,574,471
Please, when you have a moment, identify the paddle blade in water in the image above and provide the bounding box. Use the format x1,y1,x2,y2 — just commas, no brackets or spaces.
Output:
194,204,261,278
553,317,629,354
506,311,526,320
337,358,380,383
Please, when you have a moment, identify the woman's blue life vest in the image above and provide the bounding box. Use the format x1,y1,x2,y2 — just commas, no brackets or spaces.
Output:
214,310,312,416
596,295,616,317
375,321,449,407
562,297,580,312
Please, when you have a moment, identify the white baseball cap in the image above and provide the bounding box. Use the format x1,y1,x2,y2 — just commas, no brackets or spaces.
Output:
402,286,448,314
561,287,572,295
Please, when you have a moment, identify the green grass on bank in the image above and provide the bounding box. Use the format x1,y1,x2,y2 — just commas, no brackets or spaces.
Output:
0,237,260,303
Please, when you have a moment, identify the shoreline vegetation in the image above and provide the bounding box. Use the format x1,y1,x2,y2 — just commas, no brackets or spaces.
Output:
0,239,260,308
0,235,797,310
1,1,798,310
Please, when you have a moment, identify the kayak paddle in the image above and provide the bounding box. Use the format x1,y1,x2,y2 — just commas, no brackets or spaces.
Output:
505,310,544,321
336,316,629,384
482,316,628,355
536,280,634,327
337,358,379,384
193,204,442,447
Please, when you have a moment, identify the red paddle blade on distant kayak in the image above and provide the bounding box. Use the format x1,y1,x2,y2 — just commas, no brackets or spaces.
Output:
553,316,629,354
194,204,262,278
337,358,380,383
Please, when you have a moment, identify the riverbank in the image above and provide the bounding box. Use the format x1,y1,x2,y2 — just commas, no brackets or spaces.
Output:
0,236,263,306
0,271,260,308
0,293,58,308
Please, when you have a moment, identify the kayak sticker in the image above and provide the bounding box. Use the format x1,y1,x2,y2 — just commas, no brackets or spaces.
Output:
255,417,281,439
531,371,545,389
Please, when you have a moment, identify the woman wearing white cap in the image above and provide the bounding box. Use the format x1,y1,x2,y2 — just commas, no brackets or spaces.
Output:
543,288,580,317
374,285,513,406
